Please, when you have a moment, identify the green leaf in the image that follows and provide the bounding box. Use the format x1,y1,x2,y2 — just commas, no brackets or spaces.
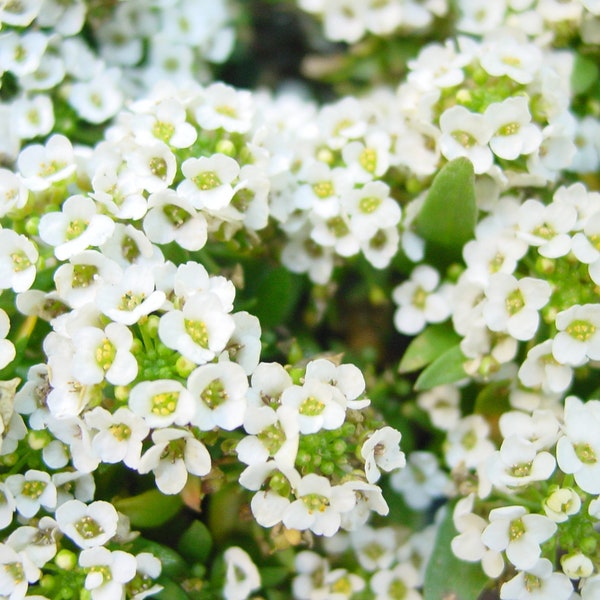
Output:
415,157,476,265
131,540,188,578
251,266,303,328
572,53,599,95
398,323,461,373
424,502,490,600
153,578,190,600
259,566,289,588
178,520,213,564
114,489,183,528
414,345,467,391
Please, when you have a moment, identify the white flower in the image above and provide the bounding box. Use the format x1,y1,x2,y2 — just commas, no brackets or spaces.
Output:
0,542,40,599
0,0,42,26
417,385,461,431
55,499,118,549
451,494,504,578
482,273,551,341
438,105,494,174
443,414,495,470
79,547,137,600
370,563,421,600
518,340,573,394
85,407,149,469
481,505,557,570
11,94,54,140
304,358,368,408
38,194,115,261
350,525,397,571
6,517,58,569
95,265,166,325
17,134,76,191
338,480,389,531
500,558,573,600
223,547,261,600
484,96,542,160
360,426,405,483
390,451,450,510
0,229,38,293
516,198,577,258
187,361,249,431
71,322,138,386
178,153,240,211
0,483,16,530
0,168,28,217
283,473,355,537
143,190,207,251
5,470,56,519
556,396,600,494
0,309,15,371
393,265,452,335
280,379,346,434
195,82,254,134
159,291,235,364
129,379,195,428
561,552,594,579
543,487,581,523
486,436,556,489
552,304,600,366
137,427,211,495
479,36,542,84
0,31,47,76
69,68,123,124
128,552,163,599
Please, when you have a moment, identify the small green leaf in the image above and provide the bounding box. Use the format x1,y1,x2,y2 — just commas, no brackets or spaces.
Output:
474,379,512,420
152,577,191,600
398,323,461,373
252,266,303,328
178,520,213,564
415,157,476,264
572,53,599,95
414,345,467,391
114,489,183,528
424,502,490,600
259,566,289,588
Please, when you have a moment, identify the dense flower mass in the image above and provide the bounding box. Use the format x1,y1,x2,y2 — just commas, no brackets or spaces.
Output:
0,0,599,598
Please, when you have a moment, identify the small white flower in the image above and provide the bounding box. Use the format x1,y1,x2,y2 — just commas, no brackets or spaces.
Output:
283,473,355,537
552,304,600,366
443,414,495,470
137,427,211,495
481,505,557,570
79,547,137,600
500,558,573,600
187,361,249,431
129,379,195,429
438,105,493,174
479,36,542,84
0,309,15,371
38,194,115,261
0,168,28,217
370,563,421,600
158,291,235,364
482,273,551,341
223,547,261,600
85,407,149,469
360,426,405,483
68,68,123,124
5,470,56,519
55,499,118,549
71,322,138,386
393,265,452,335
178,153,240,211
195,82,254,134
0,542,40,599
543,487,581,523
518,340,573,394
17,134,76,191
0,229,38,293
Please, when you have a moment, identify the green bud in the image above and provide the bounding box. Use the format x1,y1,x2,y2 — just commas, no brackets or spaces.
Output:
25,216,39,236
114,385,130,402
216,139,236,156
40,574,55,590
320,461,335,475
55,549,77,571
176,355,196,378
28,429,50,450
581,536,597,555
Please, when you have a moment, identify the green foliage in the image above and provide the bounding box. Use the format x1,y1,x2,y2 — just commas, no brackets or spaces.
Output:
114,489,183,528
571,52,599,95
178,520,213,564
423,502,490,600
414,345,467,391
415,157,477,266
398,323,462,374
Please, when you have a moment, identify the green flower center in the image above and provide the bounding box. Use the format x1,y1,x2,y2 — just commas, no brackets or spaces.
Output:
5,562,24,584
88,565,112,583
119,291,145,311
327,216,349,238
575,442,597,465
299,396,325,416
451,130,477,148
312,181,334,199
66,219,88,241
72,264,97,287
121,236,140,262
149,157,168,180
532,223,555,240
201,379,228,409
193,171,221,191
412,287,428,310
258,423,286,455
152,121,175,143
184,319,209,347
566,319,596,341
10,250,31,272
505,288,525,315
509,461,532,477
216,105,237,118
302,492,329,513
359,147,377,173
497,122,520,136
151,391,179,416
509,517,526,541
109,423,131,442
359,196,382,214
22,480,46,499
39,160,66,177
163,204,191,228
95,338,116,371
389,578,408,599
74,515,104,539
